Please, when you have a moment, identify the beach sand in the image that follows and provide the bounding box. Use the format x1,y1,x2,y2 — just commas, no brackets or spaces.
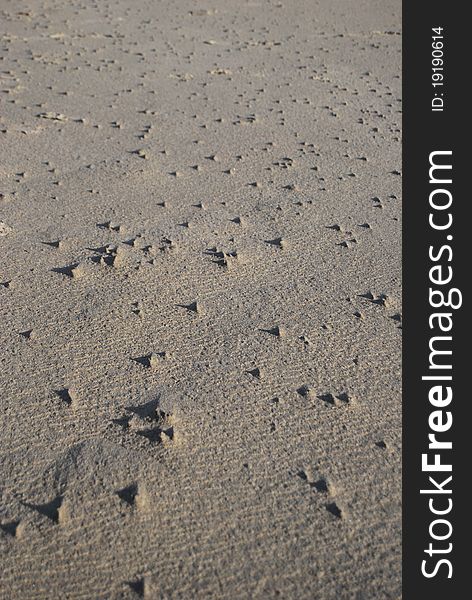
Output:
0,0,401,597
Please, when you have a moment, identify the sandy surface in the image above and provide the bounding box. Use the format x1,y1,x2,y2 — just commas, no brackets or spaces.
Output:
0,0,401,598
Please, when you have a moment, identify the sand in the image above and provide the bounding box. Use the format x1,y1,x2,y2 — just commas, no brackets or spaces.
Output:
0,0,401,598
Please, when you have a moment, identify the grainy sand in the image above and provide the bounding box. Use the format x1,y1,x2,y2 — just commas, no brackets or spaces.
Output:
0,0,401,598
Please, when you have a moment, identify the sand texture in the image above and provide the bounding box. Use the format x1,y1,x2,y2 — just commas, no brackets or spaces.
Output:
0,0,401,598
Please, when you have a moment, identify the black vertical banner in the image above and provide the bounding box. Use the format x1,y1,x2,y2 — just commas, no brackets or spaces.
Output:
404,2,466,598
